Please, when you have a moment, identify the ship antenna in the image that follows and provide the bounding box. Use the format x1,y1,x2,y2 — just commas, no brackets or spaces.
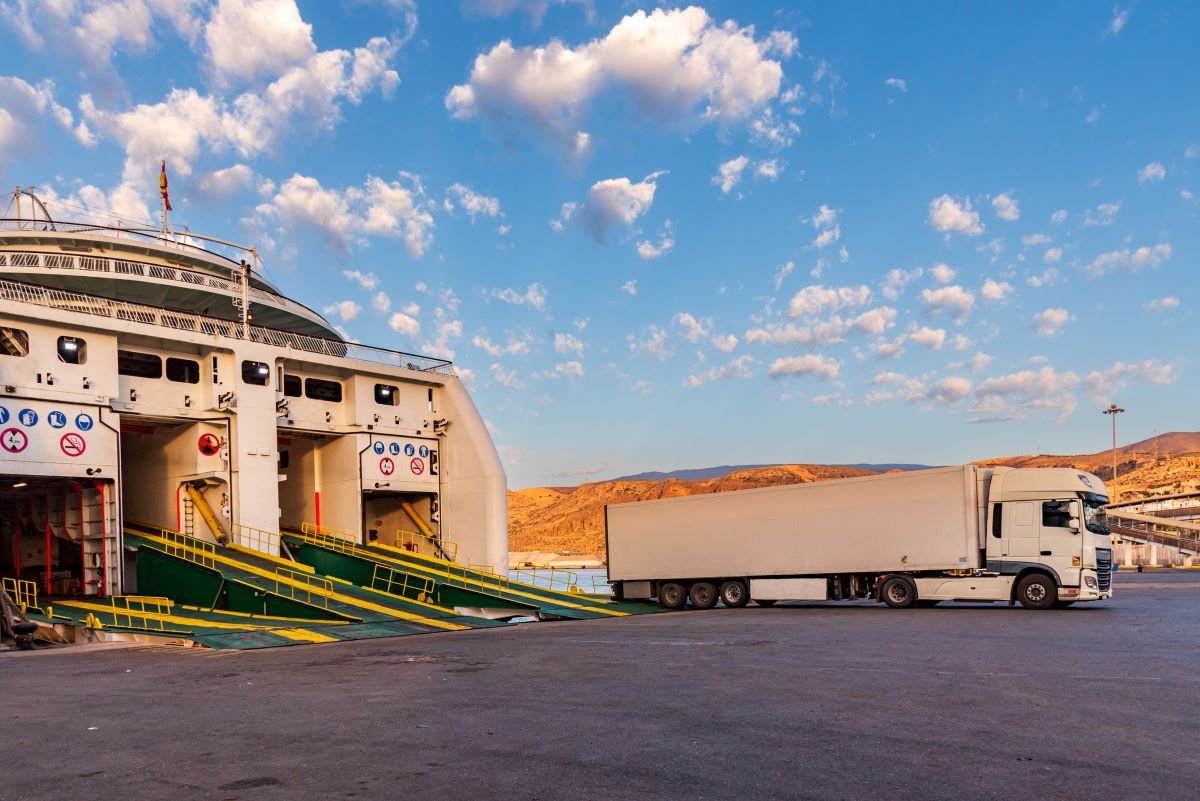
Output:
231,252,254,338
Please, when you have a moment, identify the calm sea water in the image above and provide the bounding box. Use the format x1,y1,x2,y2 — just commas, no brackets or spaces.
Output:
507,567,611,594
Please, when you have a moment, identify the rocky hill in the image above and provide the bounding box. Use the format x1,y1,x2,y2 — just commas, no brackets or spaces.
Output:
507,433,1200,555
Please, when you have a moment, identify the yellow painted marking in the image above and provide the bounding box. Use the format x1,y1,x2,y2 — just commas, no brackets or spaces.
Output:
58,600,337,631
228,544,315,573
134,532,467,631
176,604,343,624
353,542,626,617
271,627,340,643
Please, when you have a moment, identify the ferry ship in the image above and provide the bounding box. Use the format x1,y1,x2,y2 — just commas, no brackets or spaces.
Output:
0,186,506,607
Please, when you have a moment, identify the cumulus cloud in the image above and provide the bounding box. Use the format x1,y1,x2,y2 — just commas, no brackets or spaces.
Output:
768,354,840,380
193,163,256,199
812,225,840,249
205,0,318,85
884,77,907,92
1032,307,1070,336
492,282,548,310
620,279,638,296
1083,201,1121,226
445,183,502,220
673,312,711,343
628,324,671,359
388,312,421,338
713,155,749,194
683,354,754,388
992,192,1020,221
908,326,945,350
1043,247,1063,264
445,7,788,157
1143,297,1179,313
1050,209,1067,224
636,219,675,259
342,269,379,290
980,279,1014,302
754,159,782,180
971,365,1080,423
787,284,871,318
558,171,663,242
1085,243,1172,277
1137,162,1166,184
928,194,984,236
881,267,922,301
931,376,973,405
711,333,738,352
0,76,94,157
323,299,362,323
1083,359,1175,401
1107,7,1130,36
920,285,975,322
553,332,585,356
929,263,956,284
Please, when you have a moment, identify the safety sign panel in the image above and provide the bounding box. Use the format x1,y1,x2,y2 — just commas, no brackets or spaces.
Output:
404,443,415,457
379,457,395,476
75,413,94,431
47,411,67,428
1,428,28,454
198,433,221,456
18,409,37,427
0,407,8,424
389,442,401,455
419,445,429,458
410,458,424,476
60,433,87,457
373,441,385,455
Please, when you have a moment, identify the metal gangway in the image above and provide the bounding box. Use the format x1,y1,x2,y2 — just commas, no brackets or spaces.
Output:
1106,492,1200,560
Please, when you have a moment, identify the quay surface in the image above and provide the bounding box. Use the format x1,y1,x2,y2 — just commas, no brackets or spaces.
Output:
2,570,1196,800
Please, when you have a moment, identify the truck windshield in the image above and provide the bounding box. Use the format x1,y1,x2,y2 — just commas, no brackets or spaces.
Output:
1083,500,1108,534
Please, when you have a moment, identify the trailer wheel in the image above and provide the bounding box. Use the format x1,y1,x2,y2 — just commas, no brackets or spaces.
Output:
1016,574,1056,610
880,576,917,609
658,582,688,610
719,580,749,608
689,582,718,610
754,599,777,607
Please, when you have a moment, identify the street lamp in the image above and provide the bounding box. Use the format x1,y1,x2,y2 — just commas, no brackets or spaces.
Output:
1102,403,1125,502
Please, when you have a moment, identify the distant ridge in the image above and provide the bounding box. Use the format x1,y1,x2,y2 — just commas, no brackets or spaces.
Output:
613,463,936,482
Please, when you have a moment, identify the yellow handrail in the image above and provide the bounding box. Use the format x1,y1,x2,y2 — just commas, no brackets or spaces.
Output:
160,528,216,569
395,528,458,562
300,521,356,542
369,563,434,603
109,595,173,630
294,528,358,556
2,577,38,611
512,567,579,592
445,563,509,594
230,523,281,555
274,567,332,608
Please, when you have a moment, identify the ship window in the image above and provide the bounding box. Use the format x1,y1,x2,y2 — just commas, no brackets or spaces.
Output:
374,383,398,406
282,374,301,397
118,350,163,379
57,336,86,364
166,358,200,384
0,327,29,357
305,377,342,403
241,360,271,386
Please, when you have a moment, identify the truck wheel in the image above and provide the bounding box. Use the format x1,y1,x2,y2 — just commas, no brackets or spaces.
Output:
880,576,916,609
689,582,718,610
754,599,777,607
719,580,749,608
658,582,687,610
1016,574,1056,610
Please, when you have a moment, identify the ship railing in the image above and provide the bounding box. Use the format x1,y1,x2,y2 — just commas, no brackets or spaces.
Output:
446,564,509,594
273,567,333,608
159,528,216,569
369,563,435,604
230,523,281,556
2,577,38,612
395,528,458,562
0,277,455,375
511,566,579,592
108,595,173,630
300,521,357,544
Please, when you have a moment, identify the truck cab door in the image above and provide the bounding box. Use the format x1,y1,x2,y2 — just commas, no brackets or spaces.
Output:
1003,501,1039,558
1038,499,1077,573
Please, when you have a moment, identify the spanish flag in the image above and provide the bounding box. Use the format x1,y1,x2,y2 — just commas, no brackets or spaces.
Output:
159,160,172,212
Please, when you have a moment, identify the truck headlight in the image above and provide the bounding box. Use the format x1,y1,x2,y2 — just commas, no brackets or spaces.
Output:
1084,575,1098,589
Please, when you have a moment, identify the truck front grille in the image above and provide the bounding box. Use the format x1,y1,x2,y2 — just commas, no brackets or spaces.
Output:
1096,548,1112,592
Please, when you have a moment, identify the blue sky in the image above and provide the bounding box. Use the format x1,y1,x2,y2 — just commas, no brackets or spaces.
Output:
1,1,1196,487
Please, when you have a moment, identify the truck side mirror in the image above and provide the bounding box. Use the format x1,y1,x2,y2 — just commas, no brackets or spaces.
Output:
1068,517,1081,533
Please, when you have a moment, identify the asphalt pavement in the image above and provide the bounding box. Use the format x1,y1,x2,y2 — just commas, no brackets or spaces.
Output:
2,570,1197,801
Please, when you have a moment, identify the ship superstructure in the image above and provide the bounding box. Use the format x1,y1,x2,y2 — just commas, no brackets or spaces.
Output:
0,188,507,600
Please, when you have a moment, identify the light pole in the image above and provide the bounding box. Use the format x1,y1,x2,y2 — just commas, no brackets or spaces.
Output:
1102,403,1125,502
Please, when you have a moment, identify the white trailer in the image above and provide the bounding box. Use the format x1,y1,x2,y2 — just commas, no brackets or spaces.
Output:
605,466,1113,610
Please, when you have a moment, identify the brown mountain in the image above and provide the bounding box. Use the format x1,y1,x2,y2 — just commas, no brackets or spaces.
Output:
507,433,1200,555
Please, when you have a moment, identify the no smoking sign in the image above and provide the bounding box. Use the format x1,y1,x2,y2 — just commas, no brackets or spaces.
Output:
60,432,86,457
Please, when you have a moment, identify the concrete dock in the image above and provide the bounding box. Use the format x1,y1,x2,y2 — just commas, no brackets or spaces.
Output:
2,570,1197,800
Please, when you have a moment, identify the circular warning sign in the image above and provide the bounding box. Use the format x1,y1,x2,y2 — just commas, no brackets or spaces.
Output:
1,427,28,454
379,457,395,476
410,457,425,476
198,433,221,456
60,432,86,457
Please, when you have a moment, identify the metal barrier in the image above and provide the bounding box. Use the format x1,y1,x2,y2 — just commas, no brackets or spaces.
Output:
511,566,579,592
159,528,216,569
1109,516,1200,554
108,596,173,630
369,563,435,603
295,526,358,555
300,521,356,543
395,528,458,562
2,577,38,611
230,523,281,555
445,564,509,594
274,567,332,608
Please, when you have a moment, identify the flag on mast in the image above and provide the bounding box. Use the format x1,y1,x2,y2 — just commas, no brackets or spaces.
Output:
159,160,172,212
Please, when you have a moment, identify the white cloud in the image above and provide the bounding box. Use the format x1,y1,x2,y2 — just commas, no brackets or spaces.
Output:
1186,143,1199,159
1022,233,1051,246
1083,201,1121,226
1050,209,1067,224
812,225,840,249
908,326,945,350
1043,247,1063,264
1143,297,1179,313
931,376,973,405
493,282,548,310
323,299,362,323
372,292,392,313
1137,162,1166,184
1107,7,1130,36
971,365,1080,423
628,324,671,360
1084,360,1175,401
563,171,663,241
1032,307,1069,336
205,0,317,84
992,192,1020,221
1026,268,1060,288
388,312,421,338
1085,243,1172,277
810,204,838,228
0,76,94,157
621,279,638,296
849,307,896,336
255,172,434,257
194,163,255,199
754,159,782,180
748,106,800,148
553,360,584,379
683,354,754,388
342,269,379,290
929,263,956,284
920,285,975,322
928,194,984,236
445,183,503,220
713,155,749,194
980,279,1014,302
446,7,787,156
768,354,840,380
884,77,907,92
1085,105,1104,124
490,363,523,389
673,312,711,343
473,332,532,357
423,316,463,360
553,332,585,356
881,267,922,301
773,260,795,291
787,284,871,318
636,219,675,259
711,333,738,352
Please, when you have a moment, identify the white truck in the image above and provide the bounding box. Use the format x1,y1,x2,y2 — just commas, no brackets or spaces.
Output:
605,466,1113,610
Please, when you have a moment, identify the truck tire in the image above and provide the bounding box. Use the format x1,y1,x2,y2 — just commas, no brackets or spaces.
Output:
754,599,777,607
659,582,688,610
719,580,749,608
1016,574,1056,610
689,582,719,610
880,576,917,609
